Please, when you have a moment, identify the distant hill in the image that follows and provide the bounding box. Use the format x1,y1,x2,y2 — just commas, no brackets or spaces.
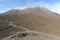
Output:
0,6,60,37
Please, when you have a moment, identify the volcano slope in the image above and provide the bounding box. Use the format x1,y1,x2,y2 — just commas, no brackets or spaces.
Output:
0,7,60,37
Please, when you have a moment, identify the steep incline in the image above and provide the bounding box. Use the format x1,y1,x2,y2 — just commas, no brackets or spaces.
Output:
0,7,60,37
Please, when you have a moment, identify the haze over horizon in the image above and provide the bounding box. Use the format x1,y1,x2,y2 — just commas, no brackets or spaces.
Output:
0,0,60,14
1,0,60,40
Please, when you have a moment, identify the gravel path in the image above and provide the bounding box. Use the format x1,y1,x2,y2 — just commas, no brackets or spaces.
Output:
6,35,60,40
2,22,60,40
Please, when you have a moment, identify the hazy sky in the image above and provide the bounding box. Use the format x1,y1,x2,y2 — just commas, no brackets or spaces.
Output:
0,0,60,14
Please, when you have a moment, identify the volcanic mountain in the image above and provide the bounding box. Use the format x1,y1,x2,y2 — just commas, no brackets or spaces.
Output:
0,6,60,37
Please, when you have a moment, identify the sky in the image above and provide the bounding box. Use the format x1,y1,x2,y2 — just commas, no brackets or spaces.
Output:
0,0,60,14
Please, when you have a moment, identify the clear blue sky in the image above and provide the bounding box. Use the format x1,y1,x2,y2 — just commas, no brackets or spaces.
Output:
0,0,60,13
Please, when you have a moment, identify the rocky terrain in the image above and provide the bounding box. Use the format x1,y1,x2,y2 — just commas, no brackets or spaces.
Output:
0,7,60,40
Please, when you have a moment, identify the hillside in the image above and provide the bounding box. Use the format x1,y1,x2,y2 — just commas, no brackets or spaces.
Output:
0,20,24,39
0,7,60,37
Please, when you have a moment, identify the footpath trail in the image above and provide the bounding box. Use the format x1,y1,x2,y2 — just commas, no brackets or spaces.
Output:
3,31,60,40
2,22,60,40
9,22,29,31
